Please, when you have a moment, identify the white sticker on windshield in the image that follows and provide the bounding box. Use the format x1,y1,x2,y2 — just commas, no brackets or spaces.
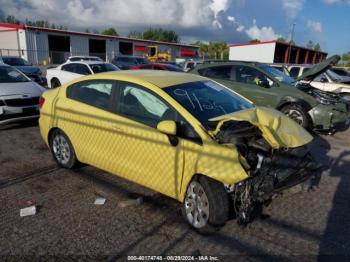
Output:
8,71,21,78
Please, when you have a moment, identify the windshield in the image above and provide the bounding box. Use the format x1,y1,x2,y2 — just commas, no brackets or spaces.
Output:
136,58,150,64
164,80,252,129
259,65,295,85
326,69,342,82
2,57,30,66
90,63,119,73
0,66,30,83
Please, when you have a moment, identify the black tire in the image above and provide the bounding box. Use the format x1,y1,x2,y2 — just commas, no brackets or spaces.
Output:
280,103,311,130
182,176,229,234
49,129,77,169
51,78,61,88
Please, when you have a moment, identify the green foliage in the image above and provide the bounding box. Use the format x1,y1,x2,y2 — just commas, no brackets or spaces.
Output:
101,27,118,36
250,39,261,43
341,52,350,67
128,31,143,39
314,43,321,51
277,37,286,43
191,41,229,60
128,28,179,43
3,15,67,30
306,40,321,51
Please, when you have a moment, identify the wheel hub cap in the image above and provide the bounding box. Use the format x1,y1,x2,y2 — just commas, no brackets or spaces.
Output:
285,109,304,125
52,135,70,165
184,181,209,228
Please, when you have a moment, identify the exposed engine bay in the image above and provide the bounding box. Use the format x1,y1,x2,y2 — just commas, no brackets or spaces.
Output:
215,120,322,225
297,82,346,105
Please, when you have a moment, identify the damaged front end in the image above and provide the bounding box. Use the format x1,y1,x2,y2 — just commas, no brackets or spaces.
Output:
210,107,322,225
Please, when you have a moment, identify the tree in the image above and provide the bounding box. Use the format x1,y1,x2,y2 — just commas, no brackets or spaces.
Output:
306,40,314,49
314,43,321,51
142,28,180,43
250,39,261,43
101,27,118,36
128,31,143,39
277,37,286,43
341,52,350,66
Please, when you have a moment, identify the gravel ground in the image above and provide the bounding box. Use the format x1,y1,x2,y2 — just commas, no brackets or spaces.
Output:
0,121,350,261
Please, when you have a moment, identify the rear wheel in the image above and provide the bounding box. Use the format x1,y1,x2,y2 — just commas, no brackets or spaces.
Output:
50,130,77,169
51,78,61,88
182,176,229,234
280,104,310,130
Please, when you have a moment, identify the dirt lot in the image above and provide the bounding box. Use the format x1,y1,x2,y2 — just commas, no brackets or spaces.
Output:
1,121,350,261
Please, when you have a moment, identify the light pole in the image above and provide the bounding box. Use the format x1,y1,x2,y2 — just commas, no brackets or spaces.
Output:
287,23,296,64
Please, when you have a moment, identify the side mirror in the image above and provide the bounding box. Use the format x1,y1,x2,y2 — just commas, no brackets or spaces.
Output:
258,79,270,88
157,120,177,136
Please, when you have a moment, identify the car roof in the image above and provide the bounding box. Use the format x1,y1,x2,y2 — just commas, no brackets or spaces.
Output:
89,70,205,88
64,61,107,65
194,60,264,70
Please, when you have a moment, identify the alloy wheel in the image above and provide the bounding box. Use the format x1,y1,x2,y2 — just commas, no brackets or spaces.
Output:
184,181,210,228
284,109,304,125
52,134,71,165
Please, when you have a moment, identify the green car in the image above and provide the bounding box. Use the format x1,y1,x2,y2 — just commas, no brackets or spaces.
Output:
190,59,349,135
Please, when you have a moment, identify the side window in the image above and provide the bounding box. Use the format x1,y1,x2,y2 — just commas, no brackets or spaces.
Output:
235,66,269,85
75,64,91,75
67,80,114,111
198,66,232,80
118,82,176,128
289,67,300,78
62,64,76,73
117,81,202,143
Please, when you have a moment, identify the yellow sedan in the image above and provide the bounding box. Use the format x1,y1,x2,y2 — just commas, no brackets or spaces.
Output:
39,70,319,233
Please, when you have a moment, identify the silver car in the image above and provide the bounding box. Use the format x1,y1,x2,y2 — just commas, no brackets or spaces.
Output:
0,64,45,125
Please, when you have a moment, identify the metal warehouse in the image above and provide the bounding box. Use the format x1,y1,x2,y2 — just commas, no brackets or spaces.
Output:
229,40,328,64
0,23,199,64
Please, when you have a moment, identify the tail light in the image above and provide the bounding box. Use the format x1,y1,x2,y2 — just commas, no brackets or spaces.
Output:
39,96,45,109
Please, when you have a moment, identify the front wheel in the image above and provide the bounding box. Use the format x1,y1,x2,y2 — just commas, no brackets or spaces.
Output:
280,104,310,130
50,130,77,169
182,176,229,234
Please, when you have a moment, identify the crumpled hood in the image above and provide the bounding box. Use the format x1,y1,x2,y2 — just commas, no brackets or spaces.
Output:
209,106,313,149
297,55,340,82
15,65,41,75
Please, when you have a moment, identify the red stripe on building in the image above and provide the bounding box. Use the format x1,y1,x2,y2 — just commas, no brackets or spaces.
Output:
181,49,196,56
134,45,147,52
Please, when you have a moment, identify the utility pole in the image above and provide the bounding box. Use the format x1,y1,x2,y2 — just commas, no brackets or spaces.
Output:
287,23,296,64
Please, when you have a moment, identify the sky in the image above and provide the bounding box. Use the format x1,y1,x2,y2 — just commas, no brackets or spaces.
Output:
0,0,349,55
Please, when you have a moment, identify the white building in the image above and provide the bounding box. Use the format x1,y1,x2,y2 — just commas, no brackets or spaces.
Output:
0,23,198,64
229,40,327,65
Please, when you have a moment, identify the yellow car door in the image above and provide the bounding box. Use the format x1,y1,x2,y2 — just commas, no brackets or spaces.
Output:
56,79,116,167
103,80,185,199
